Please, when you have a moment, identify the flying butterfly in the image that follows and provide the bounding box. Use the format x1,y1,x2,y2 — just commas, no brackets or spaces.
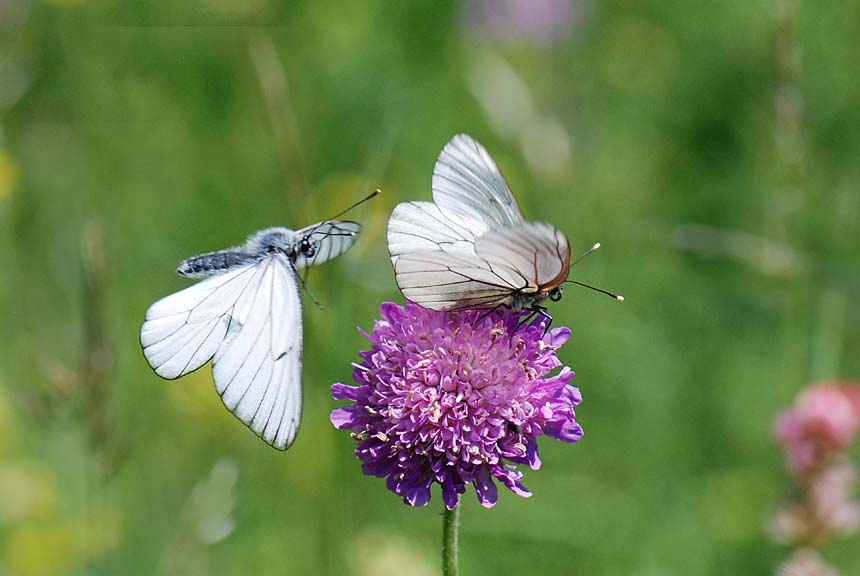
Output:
140,192,377,450
387,134,621,315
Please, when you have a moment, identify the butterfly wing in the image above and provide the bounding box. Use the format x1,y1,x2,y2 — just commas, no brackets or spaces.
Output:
392,249,527,311
431,133,524,233
141,254,303,450
392,222,570,311
388,200,508,309
211,254,303,450
141,263,263,379
388,134,571,311
387,201,480,263
294,220,361,270
474,222,570,293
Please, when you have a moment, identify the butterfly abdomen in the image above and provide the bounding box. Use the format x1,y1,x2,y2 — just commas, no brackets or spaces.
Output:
177,251,256,277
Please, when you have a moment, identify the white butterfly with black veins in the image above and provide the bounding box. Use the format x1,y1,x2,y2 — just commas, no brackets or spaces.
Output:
388,134,622,313
141,218,362,450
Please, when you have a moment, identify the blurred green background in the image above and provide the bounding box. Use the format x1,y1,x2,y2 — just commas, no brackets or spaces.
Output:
2,0,860,574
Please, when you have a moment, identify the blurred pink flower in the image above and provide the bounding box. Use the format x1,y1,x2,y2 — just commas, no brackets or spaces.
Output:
809,460,860,538
777,548,839,576
775,383,860,476
769,502,810,545
770,459,860,546
770,381,860,574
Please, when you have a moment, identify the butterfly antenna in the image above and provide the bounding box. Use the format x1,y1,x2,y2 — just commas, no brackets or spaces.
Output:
565,242,624,301
303,189,381,240
564,279,624,302
326,188,381,222
571,242,601,268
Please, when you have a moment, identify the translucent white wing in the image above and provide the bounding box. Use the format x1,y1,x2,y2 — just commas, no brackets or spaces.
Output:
294,220,361,270
211,254,303,450
393,250,526,311
141,254,303,450
475,222,570,292
392,222,570,312
141,263,262,379
431,133,524,233
387,201,479,263
387,134,571,311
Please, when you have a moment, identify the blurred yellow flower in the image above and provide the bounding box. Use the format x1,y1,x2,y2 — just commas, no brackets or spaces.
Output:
5,521,81,576
0,149,19,201
349,528,435,576
0,462,57,525
3,506,122,576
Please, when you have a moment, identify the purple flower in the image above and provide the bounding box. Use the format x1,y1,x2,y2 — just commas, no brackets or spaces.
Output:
462,0,586,44
330,301,582,509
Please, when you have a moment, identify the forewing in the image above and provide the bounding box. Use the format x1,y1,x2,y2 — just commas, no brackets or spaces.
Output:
141,263,262,380
393,250,528,311
387,201,479,264
294,220,361,270
211,255,303,450
432,134,524,232
474,222,570,291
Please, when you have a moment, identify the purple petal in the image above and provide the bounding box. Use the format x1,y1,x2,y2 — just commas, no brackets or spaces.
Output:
526,437,542,469
495,469,532,498
380,301,403,323
474,467,499,508
330,407,361,429
405,482,432,507
544,419,584,443
442,481,461,510
544,327,571,348
562,382,581,404
331,382,361,401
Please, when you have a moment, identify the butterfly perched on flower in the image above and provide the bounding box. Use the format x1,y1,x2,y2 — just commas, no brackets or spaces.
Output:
387,134,620,315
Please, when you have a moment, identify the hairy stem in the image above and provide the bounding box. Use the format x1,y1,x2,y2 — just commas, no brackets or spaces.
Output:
442,505,459,576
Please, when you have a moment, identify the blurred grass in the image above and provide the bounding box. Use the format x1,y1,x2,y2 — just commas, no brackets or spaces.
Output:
2,0,860,575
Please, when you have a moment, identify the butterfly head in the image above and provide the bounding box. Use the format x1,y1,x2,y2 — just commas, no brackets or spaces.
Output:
299,236,317,259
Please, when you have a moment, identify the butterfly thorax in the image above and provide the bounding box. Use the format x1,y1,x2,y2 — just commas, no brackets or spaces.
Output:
510,284,564,311
245,227,302,257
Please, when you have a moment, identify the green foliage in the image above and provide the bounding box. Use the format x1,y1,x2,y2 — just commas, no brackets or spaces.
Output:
1,1,859,574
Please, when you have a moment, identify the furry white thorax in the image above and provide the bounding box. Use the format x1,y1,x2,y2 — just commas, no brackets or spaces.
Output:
243,227,302,256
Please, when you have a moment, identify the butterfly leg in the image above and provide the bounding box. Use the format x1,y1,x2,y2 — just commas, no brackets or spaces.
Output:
295,263,323,309
511,306,552,342
524,304,553,334
476,303,506,325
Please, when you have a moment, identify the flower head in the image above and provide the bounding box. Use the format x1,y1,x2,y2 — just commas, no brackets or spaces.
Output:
775,382,860,477
331,301,581,509
770,381,860,552
462,0,585,44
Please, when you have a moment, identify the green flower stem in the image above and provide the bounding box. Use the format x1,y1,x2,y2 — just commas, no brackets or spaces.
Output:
442,505,459,576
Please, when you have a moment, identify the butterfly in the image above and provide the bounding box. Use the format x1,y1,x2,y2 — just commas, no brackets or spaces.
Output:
387,134,621,315
141,199,372,450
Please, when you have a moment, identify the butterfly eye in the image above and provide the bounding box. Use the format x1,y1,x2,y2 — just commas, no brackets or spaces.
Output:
301,238,317,258
550,288,563,302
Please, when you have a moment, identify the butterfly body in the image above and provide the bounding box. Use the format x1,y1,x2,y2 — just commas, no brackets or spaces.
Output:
141,219,361,450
